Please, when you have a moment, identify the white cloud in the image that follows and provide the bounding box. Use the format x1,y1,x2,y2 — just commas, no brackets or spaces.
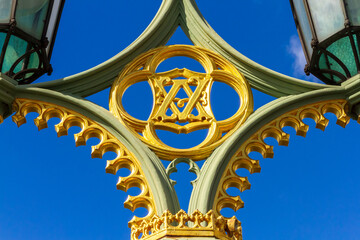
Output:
287,35,322,83
287,35,307,76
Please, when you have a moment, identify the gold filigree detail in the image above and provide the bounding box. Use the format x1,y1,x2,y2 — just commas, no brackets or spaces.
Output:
131,209,242,240
214,99,350,215
110,45,253,160
11,98,156,227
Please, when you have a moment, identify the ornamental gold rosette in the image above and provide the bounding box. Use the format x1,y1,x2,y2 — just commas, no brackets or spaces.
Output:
110,45,253,160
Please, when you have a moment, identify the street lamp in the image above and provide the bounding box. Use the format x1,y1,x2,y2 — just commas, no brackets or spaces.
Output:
0,0,64,84
290,0,360,85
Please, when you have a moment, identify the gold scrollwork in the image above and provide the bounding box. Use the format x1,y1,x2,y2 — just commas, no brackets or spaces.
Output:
214,99,350,215
11,98,156,227
110,45,253,160
130,209,242,240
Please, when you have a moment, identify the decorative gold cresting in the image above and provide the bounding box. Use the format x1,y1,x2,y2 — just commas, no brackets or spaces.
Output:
110,45,253,160
11,98,156,227
214,99,350,215
131,209,242,240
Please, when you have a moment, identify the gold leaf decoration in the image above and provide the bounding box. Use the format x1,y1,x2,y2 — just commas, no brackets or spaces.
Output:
130,209,242,240
110,45,253,161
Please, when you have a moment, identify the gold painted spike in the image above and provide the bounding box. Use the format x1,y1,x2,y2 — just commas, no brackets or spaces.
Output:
12,113,27,127
245,141,274,159
261,127,290,146
232,158,261,174
55,115,86,138
110,45,253,161
280,116,309,137
216,196,245,213
105,156,134,175
223,176,251,192
91,140,120,159
117,175,148,192
299,107,328,131
130,209,242,240
11,98,156,228
213,99,350,216
74,127,103,147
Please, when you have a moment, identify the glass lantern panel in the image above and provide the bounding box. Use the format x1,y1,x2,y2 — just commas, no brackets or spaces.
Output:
2,35,27,73
0,0,12,23
28,48,40,69
0,32,6,51
327,36,357,76
328,58,344,83
45,0,62,56
308,0,345,42
355,34,360,59
293,0,313,57
23,50,40,79
318,54,333,82
319,52,344,83
345,0,360,26
15,0,50,39
318,53,328,71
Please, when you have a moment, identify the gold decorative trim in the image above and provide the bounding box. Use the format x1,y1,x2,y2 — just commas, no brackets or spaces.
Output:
131,209,242,240
110,45,253,160
11,98,156,227
0,114,3,124
214,99,350,215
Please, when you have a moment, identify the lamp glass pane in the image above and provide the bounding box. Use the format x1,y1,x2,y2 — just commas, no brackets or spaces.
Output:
327,36,357,76
345,0,360,26
23,50,40,79
45,0,62,56
318,54,335,82
0,32,6,51
293,0,313,56
355,34,360,59
308,0,345,41
28,49,40,69
2,35,26,73
15,0,50,39
0,0,12,23
328,57,345,83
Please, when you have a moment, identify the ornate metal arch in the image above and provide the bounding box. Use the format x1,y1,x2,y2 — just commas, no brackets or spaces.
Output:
189,79,360,215
0,0,360,240
2,87,180,227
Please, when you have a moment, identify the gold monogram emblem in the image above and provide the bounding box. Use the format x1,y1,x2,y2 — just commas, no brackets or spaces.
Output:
110,45,253,160
151,69,212,133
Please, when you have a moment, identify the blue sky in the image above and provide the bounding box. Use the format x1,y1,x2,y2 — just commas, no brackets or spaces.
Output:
0,1,360,240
